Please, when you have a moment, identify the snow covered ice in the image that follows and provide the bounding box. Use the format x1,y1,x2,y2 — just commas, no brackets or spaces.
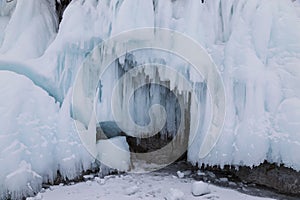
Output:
0,0,299,199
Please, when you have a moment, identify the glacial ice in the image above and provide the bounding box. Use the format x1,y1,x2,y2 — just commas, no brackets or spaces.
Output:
0,0,299,198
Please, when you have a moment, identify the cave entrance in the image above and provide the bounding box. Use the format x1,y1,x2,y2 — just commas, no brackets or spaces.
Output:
96,79,193,167
95,54,205,169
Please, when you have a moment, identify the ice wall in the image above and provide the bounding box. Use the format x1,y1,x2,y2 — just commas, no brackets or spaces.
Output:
0,0,300,198
0,1,85,199
0,71,93,199
188,0,300,170
54,0,300,170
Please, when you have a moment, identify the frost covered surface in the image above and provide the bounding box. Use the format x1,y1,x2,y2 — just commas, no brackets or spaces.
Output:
0,0,299,198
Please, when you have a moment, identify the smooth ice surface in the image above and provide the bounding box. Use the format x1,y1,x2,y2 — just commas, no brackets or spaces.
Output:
0,0,300,198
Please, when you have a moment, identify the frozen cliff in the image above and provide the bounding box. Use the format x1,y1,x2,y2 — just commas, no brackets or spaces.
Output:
0,0,300,198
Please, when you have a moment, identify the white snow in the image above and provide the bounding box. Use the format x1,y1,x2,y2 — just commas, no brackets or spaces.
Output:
27,173,276,200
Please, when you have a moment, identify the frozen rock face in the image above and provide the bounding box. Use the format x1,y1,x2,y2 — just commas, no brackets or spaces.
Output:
0,0,299,198
233,162,300,195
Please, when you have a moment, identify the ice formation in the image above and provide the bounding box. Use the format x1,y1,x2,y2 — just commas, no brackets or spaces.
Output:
0,0,299,198
0,71,92,199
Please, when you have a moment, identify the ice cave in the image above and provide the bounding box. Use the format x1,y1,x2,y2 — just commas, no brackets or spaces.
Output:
0,0,300,199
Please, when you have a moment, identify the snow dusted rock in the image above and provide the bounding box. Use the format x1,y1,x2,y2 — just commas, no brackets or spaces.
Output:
206,172,216,179
197,170,205,176
166,188,184,200
83,174,94,181
229,182,237,187
124,185,139,195
183,170,192,176
176,171,185,179
219,177,229,183
191,181,210,196
234,163,300,195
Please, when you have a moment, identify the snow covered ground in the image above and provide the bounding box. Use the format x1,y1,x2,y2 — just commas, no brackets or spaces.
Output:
27,172,276,200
